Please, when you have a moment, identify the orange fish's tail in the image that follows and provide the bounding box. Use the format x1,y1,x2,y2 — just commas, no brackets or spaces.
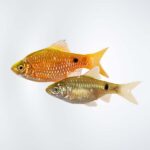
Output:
86,48,109,77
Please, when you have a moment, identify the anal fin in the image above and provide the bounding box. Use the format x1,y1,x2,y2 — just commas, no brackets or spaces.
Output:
101,94,111,103
85,101,98,107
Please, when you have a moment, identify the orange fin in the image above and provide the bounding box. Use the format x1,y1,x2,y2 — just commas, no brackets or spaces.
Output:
87,48,109,78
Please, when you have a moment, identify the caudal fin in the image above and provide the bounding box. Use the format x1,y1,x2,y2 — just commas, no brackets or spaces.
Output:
87,48,109,77
118,81,140,104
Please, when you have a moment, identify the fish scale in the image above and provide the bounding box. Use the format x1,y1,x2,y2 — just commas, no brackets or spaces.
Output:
47,76,106,103
11,40,108,82
26,50,86,81
46,67,140,105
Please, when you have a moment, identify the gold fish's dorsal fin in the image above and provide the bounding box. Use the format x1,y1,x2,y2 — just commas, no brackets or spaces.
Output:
48,40,70,52
84,67,101,80
68,68,82,77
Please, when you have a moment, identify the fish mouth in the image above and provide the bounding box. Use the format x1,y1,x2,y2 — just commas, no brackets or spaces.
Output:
46,86,56,95
45,86,51,94
11,63,19,74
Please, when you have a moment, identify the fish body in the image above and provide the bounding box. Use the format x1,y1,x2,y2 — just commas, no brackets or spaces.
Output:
46,75,117,103
11,40,108,82
46,67,140,104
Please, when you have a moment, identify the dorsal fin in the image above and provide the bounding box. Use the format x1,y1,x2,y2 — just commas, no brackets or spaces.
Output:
84,67,101,80
48,40,70,52
68,69,82,77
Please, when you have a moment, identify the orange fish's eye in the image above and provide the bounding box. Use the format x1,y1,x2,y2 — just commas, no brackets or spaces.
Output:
17,64,25,72
73,58,78,63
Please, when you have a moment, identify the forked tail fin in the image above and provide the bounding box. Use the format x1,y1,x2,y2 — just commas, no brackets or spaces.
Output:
87,48,109,77
118,81,140,104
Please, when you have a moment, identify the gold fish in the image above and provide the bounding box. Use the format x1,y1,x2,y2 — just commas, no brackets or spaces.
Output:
11,40,108,82
46,67,140,105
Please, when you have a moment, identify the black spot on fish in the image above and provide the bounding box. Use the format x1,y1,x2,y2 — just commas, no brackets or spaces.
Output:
104,84,109,90
73,58,78,63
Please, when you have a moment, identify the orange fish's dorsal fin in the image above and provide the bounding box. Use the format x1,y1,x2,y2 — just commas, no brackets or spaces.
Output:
84,67,101,80
48,40,70,52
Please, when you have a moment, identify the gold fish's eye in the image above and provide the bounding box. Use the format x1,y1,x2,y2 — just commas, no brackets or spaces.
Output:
52,87,60,94
104,84,109,90
17,65,25,72
73,58,78,63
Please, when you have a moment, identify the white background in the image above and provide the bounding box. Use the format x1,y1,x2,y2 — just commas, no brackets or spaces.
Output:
0,0,149,150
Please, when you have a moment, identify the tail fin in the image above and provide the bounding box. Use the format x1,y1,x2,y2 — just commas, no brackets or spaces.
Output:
87,48,109,77
118,81,140,104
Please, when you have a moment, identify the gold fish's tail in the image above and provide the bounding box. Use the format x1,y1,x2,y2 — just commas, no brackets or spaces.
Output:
117,81,140,104
87,48,109,77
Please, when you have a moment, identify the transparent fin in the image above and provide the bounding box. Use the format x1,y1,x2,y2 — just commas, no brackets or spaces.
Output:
101,94,111,103
118,81,141,104
68,69,82,77
84,67,101,80
48,40,70,52
85,101,98,107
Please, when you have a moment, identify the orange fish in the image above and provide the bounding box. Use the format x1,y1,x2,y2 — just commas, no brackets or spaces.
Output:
11,40,108,82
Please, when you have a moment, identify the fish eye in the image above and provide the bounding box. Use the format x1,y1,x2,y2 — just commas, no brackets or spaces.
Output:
17,65,25,72
73,58,78,63
104,84,109,90
52,87,60,94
